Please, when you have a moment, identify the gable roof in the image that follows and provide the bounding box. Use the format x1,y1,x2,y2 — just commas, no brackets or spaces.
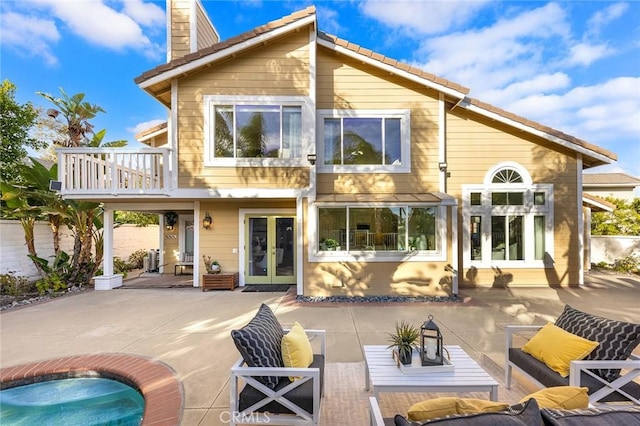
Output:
134,5,616,168
583,173,640,187
582,192,616,212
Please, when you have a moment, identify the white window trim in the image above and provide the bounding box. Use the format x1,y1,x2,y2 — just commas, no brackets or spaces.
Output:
308,202,447,262
462,163,554,269
203,95,313,167
316,109,411,173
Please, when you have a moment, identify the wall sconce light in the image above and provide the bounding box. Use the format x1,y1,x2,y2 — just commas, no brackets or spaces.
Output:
307,153,317,166
202,211,213,230
165,211,178,231
438,161,448,172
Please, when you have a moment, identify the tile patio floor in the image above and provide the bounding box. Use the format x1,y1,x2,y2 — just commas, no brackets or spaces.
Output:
1,271,638,425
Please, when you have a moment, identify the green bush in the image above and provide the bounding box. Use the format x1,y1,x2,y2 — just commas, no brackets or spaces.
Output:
36,273,67,295
128,249,148,270
613,254,640,274
0,272,33,296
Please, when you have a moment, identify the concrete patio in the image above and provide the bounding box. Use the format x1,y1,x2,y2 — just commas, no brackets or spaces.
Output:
1,271,638,424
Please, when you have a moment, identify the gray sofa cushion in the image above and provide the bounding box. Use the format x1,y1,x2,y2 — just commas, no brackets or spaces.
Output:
554,305,640,381
509,347,640,402
231,303,284,389
540,406,640,425
393,399,543,426
238,354,324,415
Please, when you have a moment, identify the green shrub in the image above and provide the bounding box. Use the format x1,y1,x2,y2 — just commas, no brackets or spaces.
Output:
612,254,640,274
0,272,32,296
128,249,148,270
36,274,67,295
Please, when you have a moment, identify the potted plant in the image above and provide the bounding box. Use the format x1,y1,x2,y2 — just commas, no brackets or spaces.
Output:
387,320,420,365
202,255,220,274
324,238,339,251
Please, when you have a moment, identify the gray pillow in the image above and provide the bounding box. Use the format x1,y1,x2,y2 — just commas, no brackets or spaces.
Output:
541,406,640,426
231,303,284,389
554,305,640,381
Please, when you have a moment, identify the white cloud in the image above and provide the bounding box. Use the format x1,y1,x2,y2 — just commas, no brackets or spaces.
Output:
7,0,165,63
586,2,628,38
0,11,60,66
316,6,342,35
359,0,492,35
121,0,165,27
566,43,613,67
413,3,569,95
128,119,166,136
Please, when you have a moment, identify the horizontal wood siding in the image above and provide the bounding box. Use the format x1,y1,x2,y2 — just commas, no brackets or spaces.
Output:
197,199,295,283
170,0,190,61
196,5,217,50
176,31,311,189
446,109,580,287
316,48,440,195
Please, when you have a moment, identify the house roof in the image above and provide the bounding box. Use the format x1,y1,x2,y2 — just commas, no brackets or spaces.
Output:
582,192,616,212
135,121,168,144
583,173,640,187
134,5,616,168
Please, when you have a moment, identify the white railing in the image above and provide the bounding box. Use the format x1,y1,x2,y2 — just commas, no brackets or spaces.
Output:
57,148,170,195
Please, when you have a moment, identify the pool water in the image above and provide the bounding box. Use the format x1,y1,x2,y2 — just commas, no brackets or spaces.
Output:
0,377,144,425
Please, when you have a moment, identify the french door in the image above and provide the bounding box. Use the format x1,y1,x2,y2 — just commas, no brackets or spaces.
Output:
245,216,295,284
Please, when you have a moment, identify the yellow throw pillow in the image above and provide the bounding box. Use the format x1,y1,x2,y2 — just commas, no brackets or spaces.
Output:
407,397,509,421
520,386,589,409
522,323,599,377
281,322,313,381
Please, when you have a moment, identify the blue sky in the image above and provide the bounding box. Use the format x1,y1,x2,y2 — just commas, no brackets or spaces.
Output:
1,0,639,176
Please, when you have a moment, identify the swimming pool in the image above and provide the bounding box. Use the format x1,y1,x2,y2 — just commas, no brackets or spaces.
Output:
0,377,144,425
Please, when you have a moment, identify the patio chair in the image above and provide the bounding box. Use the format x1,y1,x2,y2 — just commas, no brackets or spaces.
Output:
230,304,326,425
174,253,193,275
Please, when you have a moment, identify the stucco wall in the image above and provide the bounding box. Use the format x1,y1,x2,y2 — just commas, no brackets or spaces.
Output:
591,235,640,265
0,220,159,281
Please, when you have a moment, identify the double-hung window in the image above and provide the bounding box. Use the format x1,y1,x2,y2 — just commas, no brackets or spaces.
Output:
204,96,310,166
317,110,410,172
465,163,553,267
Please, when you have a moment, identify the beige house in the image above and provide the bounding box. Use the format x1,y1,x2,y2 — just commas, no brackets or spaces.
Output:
56,1,617,295
583,173,640,202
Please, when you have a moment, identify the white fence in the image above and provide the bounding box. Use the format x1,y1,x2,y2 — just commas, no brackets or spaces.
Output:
0,220,159,281
590,235,640,265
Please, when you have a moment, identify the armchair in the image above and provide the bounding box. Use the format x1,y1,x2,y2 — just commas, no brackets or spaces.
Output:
230,329,326,425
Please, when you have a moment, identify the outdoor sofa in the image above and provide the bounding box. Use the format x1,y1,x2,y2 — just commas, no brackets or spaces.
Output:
506,304,640,405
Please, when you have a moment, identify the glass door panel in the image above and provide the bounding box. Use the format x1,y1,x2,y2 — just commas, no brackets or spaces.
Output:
246,216,295,284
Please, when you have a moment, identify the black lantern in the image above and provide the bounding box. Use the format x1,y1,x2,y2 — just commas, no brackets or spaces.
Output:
165,211,178,231
202,211,212,230
420,314,444,366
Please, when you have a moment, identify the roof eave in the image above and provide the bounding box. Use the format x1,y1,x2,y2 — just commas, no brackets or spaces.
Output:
137,14,316,91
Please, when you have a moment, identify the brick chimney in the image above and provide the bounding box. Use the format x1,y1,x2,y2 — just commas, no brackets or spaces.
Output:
166,0,219,62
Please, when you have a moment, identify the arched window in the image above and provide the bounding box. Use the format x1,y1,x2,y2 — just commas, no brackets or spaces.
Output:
464,163,553,266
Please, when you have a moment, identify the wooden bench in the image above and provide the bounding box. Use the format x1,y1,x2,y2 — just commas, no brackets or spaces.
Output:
202,272,239,291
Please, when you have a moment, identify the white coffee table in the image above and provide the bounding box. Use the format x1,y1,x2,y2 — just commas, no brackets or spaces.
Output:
364,345,499,400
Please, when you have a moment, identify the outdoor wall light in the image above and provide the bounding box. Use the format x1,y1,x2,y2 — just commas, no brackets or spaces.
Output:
202,211,213,230
307,153,317,165
165,211,178,231
438,161,448,172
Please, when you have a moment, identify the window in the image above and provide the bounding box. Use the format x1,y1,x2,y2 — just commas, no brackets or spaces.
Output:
213,104,302,158
464,163,553,266
317,110,410,172
317,206,438,253
204,96,311,165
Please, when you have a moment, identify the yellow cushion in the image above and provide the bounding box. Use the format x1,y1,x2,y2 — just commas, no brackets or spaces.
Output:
522,323,599,377
281,322,313,381
519,386,589,409
407,397,509,421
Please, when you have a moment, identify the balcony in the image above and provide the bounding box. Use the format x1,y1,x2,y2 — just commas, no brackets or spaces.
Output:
57,148,170,196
